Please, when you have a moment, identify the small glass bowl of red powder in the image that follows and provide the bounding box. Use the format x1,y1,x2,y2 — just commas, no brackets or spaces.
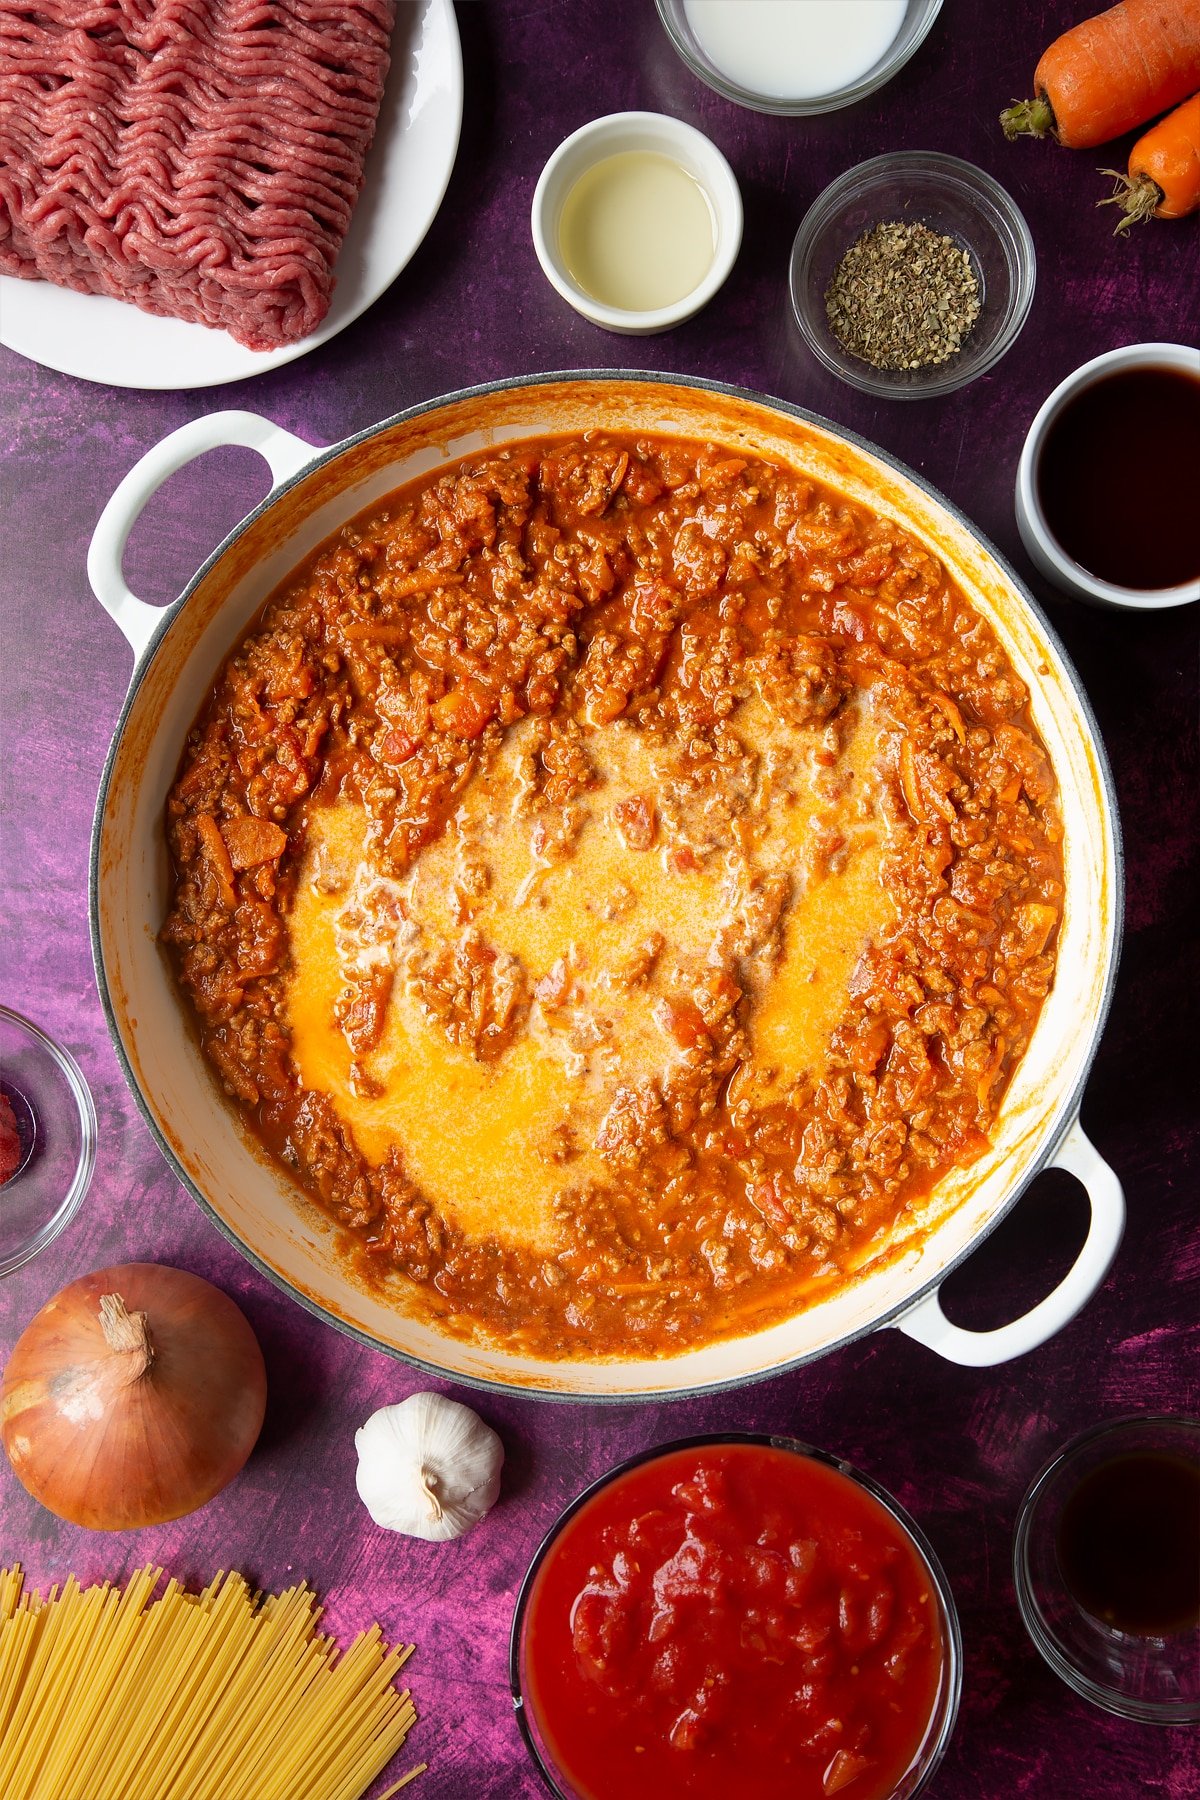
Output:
0,1005,96,1275
511,1434,961,1800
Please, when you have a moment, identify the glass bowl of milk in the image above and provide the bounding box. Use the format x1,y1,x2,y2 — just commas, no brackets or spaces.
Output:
656,0,942,115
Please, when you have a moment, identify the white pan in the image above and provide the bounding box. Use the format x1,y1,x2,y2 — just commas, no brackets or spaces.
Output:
88,374,1124,1399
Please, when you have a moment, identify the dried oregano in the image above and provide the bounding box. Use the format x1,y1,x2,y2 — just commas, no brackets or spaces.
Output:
825,220,981,371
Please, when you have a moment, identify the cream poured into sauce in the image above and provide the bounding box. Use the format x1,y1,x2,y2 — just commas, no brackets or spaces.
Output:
285,699,896,1255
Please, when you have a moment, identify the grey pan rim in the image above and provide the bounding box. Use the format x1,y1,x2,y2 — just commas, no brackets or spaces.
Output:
88,367,1125,1405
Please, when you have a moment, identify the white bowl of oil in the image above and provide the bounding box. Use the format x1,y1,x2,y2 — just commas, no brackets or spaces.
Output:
531,112,742,334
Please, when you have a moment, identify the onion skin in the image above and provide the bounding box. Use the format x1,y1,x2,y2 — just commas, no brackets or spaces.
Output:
0,1263,267,1531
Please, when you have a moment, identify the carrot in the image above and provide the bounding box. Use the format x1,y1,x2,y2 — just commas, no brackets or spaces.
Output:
1002,0,1200,146
196,813,237,909
1099,91,1200,226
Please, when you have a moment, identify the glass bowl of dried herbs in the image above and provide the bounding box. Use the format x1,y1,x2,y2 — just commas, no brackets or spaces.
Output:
790,151,1036,399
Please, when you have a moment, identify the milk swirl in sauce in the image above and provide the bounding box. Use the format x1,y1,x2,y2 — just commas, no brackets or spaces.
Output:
682,0,908,101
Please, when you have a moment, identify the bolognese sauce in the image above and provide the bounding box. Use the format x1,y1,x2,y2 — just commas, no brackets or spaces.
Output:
163,433,1062,1357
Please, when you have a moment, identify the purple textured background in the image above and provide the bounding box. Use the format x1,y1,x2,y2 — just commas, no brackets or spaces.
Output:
1,2,1197,1795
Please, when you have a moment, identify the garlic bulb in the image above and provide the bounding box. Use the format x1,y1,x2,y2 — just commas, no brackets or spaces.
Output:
354,1392,503,1542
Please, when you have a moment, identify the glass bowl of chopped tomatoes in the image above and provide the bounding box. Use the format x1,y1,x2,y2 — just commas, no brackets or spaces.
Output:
790,151,1036,400
512,1433,961,1800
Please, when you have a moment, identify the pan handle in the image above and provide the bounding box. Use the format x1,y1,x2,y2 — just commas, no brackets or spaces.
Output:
893,1118,1124,1367
87,410,319,662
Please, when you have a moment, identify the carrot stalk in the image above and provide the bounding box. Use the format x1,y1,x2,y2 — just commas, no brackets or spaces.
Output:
1001,96,1057,141
1002,0,1200,148
1099,92,1200,229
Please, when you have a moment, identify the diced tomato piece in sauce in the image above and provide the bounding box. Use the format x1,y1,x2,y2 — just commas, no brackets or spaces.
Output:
611,793,657,852
520,1443,947,1800
430,679,496,740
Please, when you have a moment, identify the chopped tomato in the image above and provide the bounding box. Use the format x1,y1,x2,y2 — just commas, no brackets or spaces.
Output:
430,679,495,740
612,794,657,851
379,727,417,765
655,997,709,1050
667,845,702,874
521,1444,946,1800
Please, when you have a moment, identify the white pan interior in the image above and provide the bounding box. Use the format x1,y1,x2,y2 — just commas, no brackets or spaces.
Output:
94,379,1118,1396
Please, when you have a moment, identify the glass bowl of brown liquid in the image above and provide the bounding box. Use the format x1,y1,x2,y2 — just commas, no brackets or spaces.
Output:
1013,1415,1200,1723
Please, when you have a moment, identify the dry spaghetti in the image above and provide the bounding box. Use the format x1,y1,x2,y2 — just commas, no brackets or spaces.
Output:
0,1565,424,1800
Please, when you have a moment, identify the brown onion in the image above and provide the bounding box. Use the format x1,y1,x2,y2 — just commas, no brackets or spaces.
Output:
0,1262,267,1530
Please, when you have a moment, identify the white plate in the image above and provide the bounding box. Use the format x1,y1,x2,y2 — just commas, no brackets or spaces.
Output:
0,0,463,390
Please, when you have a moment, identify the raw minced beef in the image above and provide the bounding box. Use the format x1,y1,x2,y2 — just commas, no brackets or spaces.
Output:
0,0,395,348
